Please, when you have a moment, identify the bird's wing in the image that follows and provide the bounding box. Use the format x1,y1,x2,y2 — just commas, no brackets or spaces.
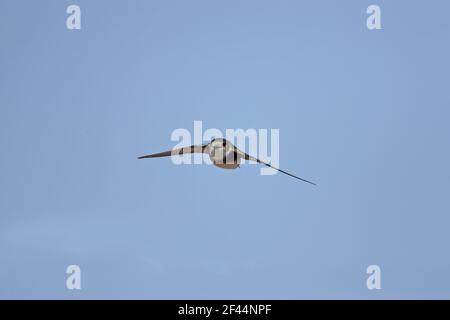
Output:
238,151,316,185
138,144,208,159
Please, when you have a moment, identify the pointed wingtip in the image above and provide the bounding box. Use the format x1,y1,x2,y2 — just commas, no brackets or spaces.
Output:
297,177,317,186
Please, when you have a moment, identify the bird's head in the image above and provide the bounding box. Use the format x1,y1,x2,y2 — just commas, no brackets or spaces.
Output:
210,138,232,150
209,138,235,162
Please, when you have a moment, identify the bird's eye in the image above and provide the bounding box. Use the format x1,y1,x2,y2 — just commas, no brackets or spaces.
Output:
222,142,226,147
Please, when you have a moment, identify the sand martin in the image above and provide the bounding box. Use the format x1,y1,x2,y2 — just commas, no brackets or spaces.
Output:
138,138,315,185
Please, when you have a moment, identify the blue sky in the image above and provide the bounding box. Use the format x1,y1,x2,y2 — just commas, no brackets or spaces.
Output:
1,0,450,299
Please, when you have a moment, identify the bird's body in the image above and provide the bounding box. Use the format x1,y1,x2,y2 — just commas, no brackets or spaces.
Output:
207,138,241,169
138,138,315,185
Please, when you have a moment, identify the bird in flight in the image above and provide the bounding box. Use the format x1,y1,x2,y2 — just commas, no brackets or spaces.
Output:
138,138,316,185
